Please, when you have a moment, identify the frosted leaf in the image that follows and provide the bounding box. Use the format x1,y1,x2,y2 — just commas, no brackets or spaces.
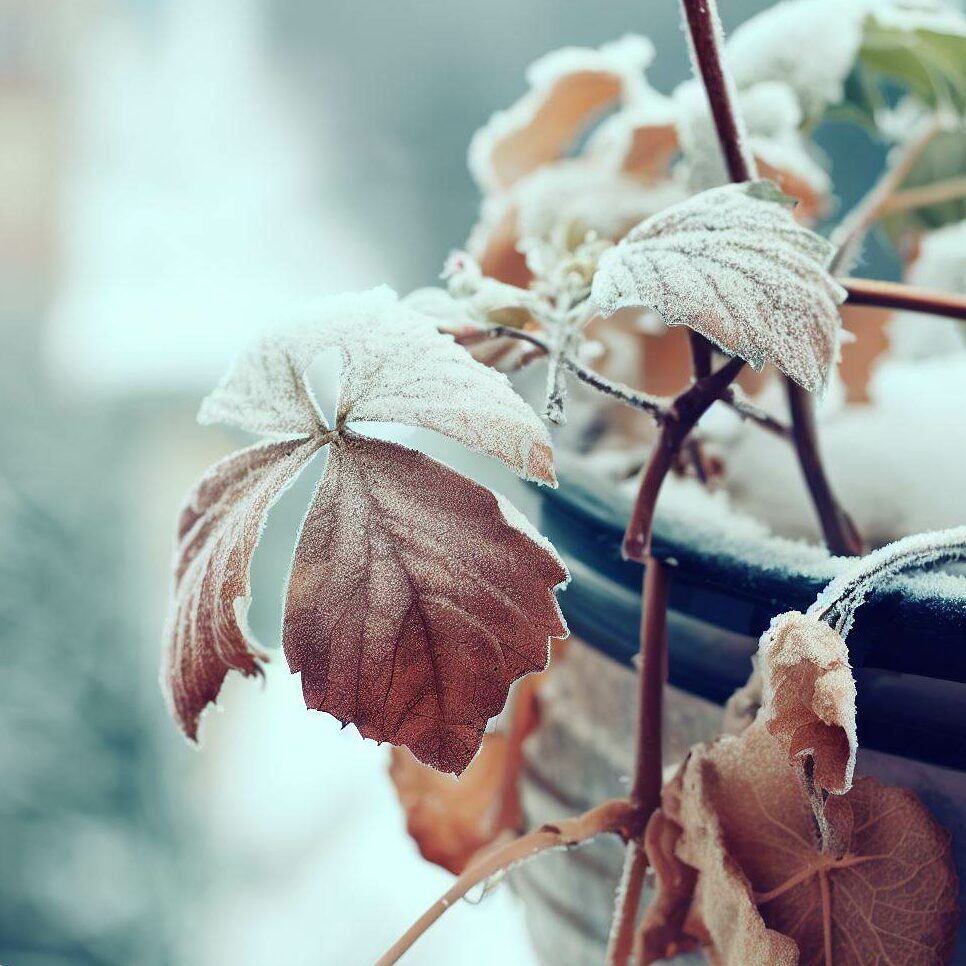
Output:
282,434,568,773
204,286,556,485
889,221,966,359
809,524,966,637
468,35,656,193
674,79,831,219
725,0,866,117
163,437,322,738
758,611,857,795
591,181,847,392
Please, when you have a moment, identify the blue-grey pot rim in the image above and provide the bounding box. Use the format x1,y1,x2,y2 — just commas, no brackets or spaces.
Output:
536,464,966,771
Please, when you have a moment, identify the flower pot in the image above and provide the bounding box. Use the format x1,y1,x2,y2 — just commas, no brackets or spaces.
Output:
512,463,966,966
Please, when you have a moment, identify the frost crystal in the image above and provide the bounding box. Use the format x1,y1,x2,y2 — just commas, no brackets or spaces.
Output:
591,181,846,391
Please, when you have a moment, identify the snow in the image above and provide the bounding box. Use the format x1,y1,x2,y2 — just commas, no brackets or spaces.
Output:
724,0,866,117
888,221,966,360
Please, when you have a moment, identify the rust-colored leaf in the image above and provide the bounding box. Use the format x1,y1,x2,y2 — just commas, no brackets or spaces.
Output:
759,611,857,796
283,434,568,774
641,725,960,966
163,437,322,738
388,672,543,874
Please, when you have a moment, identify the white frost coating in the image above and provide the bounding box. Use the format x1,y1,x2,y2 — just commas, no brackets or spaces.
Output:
494,490,571,598
809,525,966,637
870,0,966,36
513,160,686,245
591,181,846,391
888,221,966,360
468,35,656,193
725,0,866,116
674,79,831,203
206,286,556,484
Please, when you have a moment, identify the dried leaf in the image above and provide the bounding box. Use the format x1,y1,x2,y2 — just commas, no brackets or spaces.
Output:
388,672,542,874
283,433,568,774
164,287,567,751
591,180,847,392
164,437,322,738
468,36,655,193
202,286,556,485
759,612,857,796
642,724,960,966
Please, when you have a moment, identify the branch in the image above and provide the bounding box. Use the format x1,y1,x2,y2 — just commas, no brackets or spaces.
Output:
679,0,756,183
880,174,966,218
376,798,639,966
829,117,941,273
843,277,966,321
786,381,864,556
452,324,670,420
722,387,791,439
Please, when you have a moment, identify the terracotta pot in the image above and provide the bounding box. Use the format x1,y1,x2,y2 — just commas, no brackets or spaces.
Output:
511,464,966,965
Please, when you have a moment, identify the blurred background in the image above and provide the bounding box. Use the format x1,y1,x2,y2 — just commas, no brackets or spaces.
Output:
0,1,890,963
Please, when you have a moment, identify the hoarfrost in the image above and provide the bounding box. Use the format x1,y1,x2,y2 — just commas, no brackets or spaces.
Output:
591,181,845,391
202,286,556,485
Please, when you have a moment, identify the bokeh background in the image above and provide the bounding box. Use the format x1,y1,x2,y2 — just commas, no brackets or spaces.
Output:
0,1,892,964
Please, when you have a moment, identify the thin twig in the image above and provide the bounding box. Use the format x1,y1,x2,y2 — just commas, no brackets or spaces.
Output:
375,799,639,966
829,117,941,272
880,174,966,218
452,324,670,420
722,387,791,439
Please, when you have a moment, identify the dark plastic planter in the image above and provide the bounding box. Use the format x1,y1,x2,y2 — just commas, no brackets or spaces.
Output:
536,464,966,771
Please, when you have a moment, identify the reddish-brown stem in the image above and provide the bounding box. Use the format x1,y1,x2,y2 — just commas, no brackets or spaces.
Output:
624,355,745,562
680,0,756,183
843,278,966,321
786,382,864,555
377,799,638,966
605,558,673,965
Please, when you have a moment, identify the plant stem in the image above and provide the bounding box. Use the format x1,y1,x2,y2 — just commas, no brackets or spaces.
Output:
830,117,941,272
881,174,966,218
605,558,672,965
786,381,864,555
679,0,756,183
376,799,637,966
842,277,966,321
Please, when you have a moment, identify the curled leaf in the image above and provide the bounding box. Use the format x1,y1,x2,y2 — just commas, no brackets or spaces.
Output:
591,180,847,392
759,611,857,796
468,35,655,193
283,434,568,774
164,437,322,738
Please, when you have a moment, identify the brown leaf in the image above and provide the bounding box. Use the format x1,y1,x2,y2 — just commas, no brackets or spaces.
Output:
388,671,543,874
759,612,857,796
283,433,568,774
163,438,322,738
642,724,960,966
468,37,656,193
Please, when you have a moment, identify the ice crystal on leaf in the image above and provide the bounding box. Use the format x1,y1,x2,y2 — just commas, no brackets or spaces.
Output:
163,287,569,773
591,180,847,392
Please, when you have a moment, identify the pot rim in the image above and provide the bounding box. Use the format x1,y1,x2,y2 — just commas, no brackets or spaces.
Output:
536,461,966,770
